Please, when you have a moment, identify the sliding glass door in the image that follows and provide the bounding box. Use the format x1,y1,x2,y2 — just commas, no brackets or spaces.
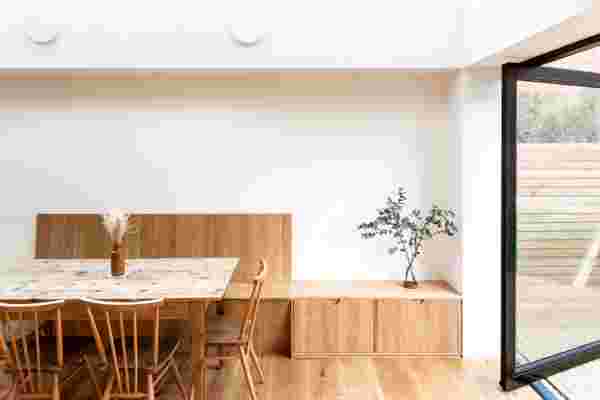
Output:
502,36,600,390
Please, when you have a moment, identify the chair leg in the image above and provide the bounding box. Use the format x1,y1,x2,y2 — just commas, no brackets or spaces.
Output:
238,346,258,400
0,381,17,400
216,301,225,315
84,355,103,400
0,384,11,399
7,386,17,400
171,360,188,400
102,373,114,400
147,373,155,400
249,343,265,384
217,345,224,370
51,374,60,400
6,386,17,400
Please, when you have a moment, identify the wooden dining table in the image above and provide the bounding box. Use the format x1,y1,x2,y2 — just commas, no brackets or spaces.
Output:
0,257,239,400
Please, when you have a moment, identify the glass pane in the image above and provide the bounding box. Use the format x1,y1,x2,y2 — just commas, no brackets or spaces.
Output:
516,81,600,365
547,357,600,398
546,46,600,73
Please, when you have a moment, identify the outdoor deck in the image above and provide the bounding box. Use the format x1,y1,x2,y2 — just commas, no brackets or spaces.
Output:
517,143,600,397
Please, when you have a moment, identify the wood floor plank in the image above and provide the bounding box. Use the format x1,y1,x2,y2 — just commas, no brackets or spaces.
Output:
213,360,244,400
338,358,384,400
374,358,421,400
260,355,301,400
1,354,541,400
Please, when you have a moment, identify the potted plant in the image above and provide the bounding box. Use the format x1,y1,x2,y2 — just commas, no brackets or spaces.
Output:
358,187,458,288
102,209,136,277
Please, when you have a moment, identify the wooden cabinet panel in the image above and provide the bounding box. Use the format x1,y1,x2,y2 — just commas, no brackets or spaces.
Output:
174,215,215,257
35,213,292,284
376,299,461,355
294,299,338,354
214,300,291,356
259,300,291,356
338,300,374,353
36,214,110,259
293,299,374,355
139,215,176,258
213,214,292,283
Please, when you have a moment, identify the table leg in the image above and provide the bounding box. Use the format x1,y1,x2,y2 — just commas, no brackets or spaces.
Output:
216,300,225,315
191,302,207,400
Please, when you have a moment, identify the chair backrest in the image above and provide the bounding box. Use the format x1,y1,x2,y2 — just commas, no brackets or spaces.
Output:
0,300,65,394
239,259,268,344
81,297,163,395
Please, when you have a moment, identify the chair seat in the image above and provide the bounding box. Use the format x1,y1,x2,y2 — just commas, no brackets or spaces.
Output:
206,317,243,345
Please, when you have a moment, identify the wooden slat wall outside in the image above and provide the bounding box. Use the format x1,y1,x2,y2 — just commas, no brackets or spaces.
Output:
35,213,292,285
518,144,600,285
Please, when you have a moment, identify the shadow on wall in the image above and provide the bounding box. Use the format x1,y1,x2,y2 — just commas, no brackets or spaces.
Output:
421,236,462,292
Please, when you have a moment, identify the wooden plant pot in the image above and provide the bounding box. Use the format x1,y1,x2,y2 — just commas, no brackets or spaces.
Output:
402,280,419,289
111,243,126,277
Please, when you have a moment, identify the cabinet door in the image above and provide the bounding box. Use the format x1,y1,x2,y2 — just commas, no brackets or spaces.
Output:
376,299,461,355
337,299,374,353
293,299,339,354
216,300,291,356
293,299,374,355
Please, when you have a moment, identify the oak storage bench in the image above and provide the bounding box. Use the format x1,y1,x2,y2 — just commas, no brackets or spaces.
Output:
290,280,462,359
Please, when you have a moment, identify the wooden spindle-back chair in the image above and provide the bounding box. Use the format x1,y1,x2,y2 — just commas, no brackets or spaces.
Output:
81,298,188,400
207,259,268,400
0,300,66,400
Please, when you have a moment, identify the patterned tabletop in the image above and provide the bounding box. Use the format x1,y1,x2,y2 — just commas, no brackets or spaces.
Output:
0,257,239,301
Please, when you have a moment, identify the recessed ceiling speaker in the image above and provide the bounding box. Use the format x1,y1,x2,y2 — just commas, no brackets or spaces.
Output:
24,17,60,45
227,18,266,47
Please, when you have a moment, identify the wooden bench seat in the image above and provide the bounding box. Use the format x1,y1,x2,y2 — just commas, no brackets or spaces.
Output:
225,281,291,300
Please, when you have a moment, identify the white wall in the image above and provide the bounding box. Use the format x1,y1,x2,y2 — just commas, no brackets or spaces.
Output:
0,72,459,281
450,67,502,359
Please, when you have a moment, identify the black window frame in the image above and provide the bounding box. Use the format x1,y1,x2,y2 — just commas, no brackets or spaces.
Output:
501,33,600,391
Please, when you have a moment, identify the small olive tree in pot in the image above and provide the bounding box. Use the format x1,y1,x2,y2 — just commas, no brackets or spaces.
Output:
358,187,458,289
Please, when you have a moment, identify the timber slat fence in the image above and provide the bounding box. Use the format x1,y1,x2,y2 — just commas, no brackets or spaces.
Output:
518,143,600,286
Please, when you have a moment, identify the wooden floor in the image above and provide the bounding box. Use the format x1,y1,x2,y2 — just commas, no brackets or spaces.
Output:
244,356,539,400
0,354,539,400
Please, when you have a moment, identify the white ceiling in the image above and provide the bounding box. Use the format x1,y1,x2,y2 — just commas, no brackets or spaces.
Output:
473,4,600,66
0,0,597,69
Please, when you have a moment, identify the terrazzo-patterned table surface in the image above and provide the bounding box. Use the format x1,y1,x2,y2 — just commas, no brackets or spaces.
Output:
0,257,239,301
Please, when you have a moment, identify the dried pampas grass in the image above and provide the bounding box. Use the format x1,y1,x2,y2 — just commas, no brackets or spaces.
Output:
102,209,130,245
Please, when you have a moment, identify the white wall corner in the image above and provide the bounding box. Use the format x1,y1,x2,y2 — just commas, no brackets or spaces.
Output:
450,67,502,359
